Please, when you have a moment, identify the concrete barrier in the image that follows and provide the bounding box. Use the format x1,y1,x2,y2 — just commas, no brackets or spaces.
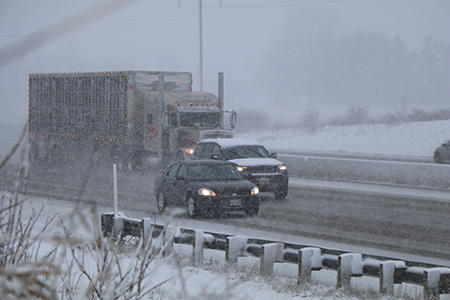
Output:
279,154,450,189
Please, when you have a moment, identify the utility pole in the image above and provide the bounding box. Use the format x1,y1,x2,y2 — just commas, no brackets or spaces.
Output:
199,0,203,92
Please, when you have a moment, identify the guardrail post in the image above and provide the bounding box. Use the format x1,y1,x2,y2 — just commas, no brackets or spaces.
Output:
423,268,450,300
298,247,322,283
114,216,125,240
260,243,284,277
379,260,406,295
337,253,363,288
192,230,204,267
141,218,153,249
101,213,114,237
226,236,248,267
163,225,175,257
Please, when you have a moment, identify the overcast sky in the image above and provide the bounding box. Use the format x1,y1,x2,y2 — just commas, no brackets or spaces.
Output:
0,0,449,124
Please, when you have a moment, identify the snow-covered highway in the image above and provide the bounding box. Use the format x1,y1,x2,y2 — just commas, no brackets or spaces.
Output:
1,160,449,264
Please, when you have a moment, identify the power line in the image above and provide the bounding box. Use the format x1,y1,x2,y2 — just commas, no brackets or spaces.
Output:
182,0,349,9
0,7,220,37
0,0,349,38
0,0,97,9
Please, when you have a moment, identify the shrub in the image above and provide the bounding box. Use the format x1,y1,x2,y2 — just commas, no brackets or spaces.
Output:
298,107,321,133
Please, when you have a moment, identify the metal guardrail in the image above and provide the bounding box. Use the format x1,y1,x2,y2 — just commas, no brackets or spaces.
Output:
101,213,450,299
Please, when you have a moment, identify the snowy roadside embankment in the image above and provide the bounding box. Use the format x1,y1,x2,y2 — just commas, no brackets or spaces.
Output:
238,120,450,189
237,120,450,158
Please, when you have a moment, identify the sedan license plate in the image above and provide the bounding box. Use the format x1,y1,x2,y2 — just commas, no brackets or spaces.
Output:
230,199,241,206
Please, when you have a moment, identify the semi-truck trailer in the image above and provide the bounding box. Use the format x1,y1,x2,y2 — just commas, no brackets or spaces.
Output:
28,71,235,168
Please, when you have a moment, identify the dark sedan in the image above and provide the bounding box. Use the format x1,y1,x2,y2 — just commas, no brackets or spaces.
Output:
434,140,450,164
154,160,260,218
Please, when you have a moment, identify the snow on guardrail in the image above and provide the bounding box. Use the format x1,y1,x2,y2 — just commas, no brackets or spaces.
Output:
101,212,450,299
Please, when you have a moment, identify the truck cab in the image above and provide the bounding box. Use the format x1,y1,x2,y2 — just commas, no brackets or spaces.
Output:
143,91,236,162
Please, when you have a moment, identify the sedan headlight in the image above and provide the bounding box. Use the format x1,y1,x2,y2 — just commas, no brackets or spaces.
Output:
198,188,216,196
251,186,260,195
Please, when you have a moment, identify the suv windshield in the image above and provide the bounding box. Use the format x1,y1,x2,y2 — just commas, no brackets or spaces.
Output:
188,164,243,181
222,145,270,160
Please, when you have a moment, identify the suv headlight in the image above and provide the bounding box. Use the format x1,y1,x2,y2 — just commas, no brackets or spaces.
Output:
278,165,287,172
236,166,247,172
251,186,260,195
198,188,216,196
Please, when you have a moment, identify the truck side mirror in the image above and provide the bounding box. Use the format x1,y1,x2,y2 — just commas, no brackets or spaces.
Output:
230,111,237,129
270,153,277,159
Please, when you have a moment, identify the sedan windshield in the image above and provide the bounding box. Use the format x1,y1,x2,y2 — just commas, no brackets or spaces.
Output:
222,145,270,160
188,164,243,181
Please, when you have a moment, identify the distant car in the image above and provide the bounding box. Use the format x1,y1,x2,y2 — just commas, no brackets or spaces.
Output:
154,160,260,218
192,138,289,199
433,140,450,164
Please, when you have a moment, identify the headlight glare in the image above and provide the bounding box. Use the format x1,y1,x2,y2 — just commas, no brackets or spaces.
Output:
251,186,260,195
198,188,216,196
236,166,247,172
278,165,287,171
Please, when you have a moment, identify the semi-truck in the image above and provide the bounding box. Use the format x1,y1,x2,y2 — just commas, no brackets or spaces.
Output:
28,71,236,168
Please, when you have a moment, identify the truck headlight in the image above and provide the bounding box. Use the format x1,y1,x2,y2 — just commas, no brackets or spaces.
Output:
185,148,194,155
198,188,216,196
251,186,260,195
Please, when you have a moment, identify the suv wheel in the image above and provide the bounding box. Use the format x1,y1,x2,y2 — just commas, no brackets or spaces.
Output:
274,185,288,199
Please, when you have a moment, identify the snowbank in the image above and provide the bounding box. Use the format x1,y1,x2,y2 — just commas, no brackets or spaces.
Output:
238,120,450,158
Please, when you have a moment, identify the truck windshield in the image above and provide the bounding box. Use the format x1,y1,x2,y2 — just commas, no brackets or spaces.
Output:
179,112,220,127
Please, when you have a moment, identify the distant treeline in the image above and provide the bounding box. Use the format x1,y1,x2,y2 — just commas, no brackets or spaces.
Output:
261,10,450,106
235,106,450,133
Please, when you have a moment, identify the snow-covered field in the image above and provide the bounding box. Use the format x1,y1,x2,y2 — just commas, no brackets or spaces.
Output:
238,120,450,158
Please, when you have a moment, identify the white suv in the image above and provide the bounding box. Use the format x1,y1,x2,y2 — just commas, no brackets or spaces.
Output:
193,138,289,199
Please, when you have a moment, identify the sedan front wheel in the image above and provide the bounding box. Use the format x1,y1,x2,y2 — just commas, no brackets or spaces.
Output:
157,191,166,213
187,196,200,218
